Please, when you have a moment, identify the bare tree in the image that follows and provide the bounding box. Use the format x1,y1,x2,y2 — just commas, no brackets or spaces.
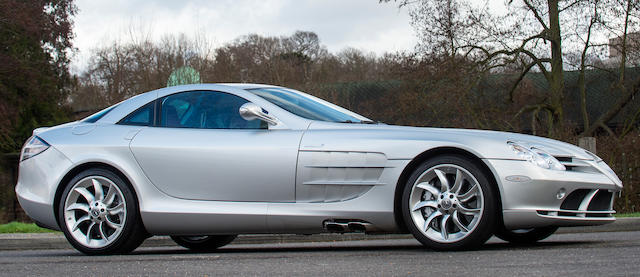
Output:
581,0,640,136
383,0,603,135
73,33,216,109
565,0,604,133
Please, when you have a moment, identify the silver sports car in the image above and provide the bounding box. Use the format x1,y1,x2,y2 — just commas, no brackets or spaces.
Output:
16,83,622,254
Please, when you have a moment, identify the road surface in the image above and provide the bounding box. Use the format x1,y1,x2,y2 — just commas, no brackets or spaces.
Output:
0,231,638,276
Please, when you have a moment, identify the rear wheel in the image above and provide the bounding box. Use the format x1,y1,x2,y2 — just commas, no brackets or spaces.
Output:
171,235,237,251
494,226,558,244
402,155,497,250
58,168,147,255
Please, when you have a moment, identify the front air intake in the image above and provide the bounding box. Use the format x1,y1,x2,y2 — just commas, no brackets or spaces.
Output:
537,189,615,218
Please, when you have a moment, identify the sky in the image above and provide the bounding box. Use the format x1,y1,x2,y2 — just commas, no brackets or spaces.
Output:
70,0,418,73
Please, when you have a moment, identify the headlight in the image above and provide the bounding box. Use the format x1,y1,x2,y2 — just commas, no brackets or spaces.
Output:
508,141,566,171
20,136,50,161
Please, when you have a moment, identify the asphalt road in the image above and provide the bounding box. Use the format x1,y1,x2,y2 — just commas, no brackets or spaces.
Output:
0,231,638,276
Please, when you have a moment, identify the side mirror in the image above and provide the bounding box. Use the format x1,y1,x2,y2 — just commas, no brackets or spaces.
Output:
239,103,278,126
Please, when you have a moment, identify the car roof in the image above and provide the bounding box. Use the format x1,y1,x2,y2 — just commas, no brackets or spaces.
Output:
217,83,279,90
96,83,284,124
122,83,279,103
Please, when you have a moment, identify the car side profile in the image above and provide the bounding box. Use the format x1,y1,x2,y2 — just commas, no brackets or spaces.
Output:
16,83,622,254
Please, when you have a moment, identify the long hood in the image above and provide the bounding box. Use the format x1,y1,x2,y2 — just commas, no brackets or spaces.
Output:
305,122,592,160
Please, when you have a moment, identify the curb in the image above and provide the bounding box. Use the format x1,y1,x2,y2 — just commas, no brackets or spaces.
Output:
1,217,638,251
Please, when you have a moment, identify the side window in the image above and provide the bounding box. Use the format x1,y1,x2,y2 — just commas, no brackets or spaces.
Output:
83,104,119,123
159,91,266,129
119,101,154,126
160,91,199,128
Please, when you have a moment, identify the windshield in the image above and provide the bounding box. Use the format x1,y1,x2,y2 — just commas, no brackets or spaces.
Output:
247,87,372,123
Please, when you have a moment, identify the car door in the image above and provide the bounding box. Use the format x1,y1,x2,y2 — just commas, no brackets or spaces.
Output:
129,90,302,202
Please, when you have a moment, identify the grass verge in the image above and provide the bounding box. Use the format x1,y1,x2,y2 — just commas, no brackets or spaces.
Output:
615,212,640,218
0,222,58,233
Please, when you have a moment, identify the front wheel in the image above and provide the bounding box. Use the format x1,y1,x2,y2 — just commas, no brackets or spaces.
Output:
494,226,558,244
402,155,498,250
171,235,237,251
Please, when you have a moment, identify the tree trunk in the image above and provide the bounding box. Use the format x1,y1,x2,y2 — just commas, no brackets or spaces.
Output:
579,4,598,133
547,0,564,129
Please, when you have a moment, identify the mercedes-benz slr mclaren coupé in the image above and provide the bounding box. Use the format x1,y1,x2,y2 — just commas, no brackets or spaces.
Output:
16,84,622,254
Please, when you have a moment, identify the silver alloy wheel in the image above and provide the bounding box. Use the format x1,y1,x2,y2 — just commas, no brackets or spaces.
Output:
63,176,127,248
408,164,484,243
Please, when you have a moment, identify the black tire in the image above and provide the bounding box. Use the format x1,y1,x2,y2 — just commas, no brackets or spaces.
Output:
401,154,498,250
171,235,237,251
58,168,147,255
494,226,558,244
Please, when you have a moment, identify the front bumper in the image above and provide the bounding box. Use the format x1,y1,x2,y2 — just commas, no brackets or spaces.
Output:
15,146,72,231
485,159,622,229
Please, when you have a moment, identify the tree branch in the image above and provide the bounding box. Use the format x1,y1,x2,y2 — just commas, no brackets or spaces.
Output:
558,0,583,13
582,76,640,136
523,0,549,30
519,49,551,80
508,58,552,102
